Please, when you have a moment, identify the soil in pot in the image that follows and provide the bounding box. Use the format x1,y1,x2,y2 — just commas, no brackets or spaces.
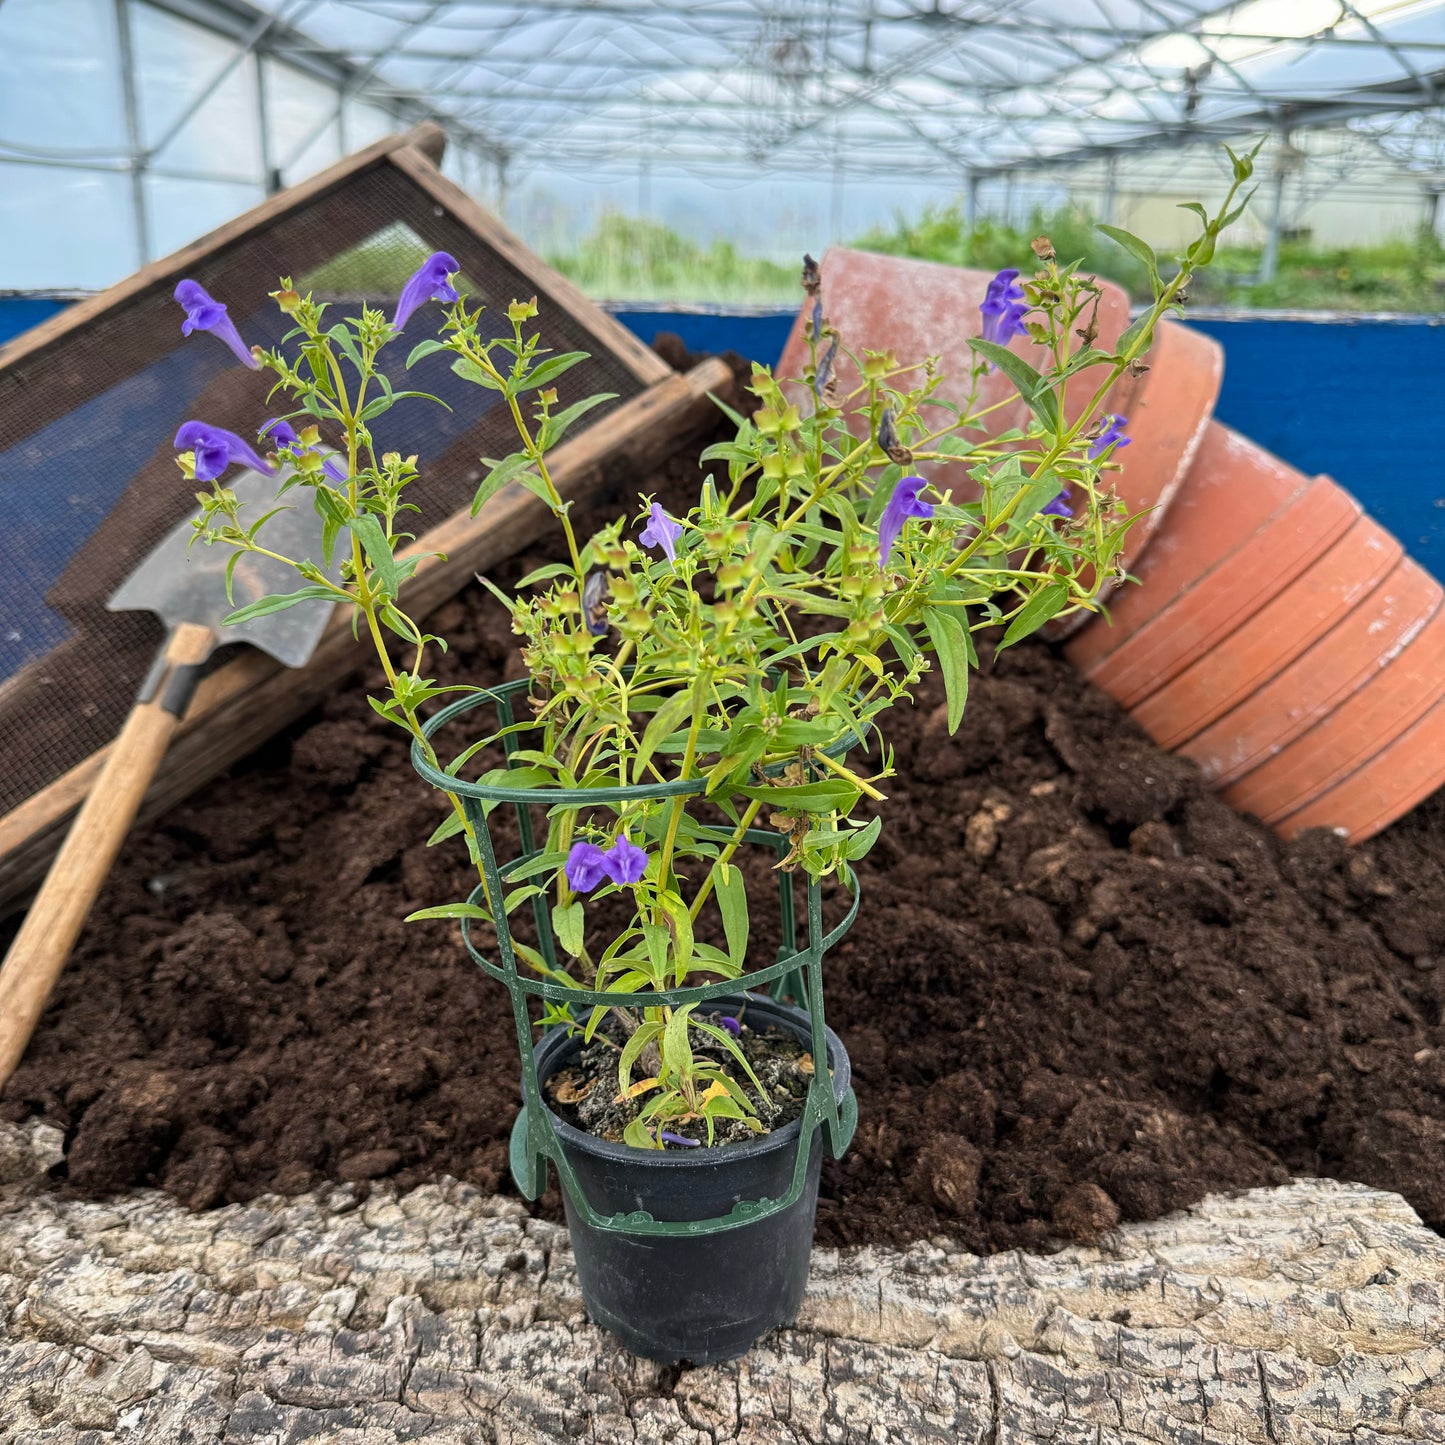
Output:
7,395,1445,1258
547,1009,815,1147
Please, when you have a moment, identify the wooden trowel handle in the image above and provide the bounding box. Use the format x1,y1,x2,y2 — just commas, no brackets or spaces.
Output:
0,622,214,1090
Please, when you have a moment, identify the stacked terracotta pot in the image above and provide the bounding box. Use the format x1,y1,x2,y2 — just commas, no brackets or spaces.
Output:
779,248,1445,843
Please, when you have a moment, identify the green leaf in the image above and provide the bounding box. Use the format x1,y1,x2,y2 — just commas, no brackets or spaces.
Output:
427,812,467,847
1097,224,1161,285
922,605,970,733
624,1116,660,1149
503,849,569,883
634,692,693,784
452,356,503,389
1000,582,1070,648
659,890,694,985
552,900,585,958
471,451,535,517
515,561,575,589
715,862,749,967
662,1003,694,1079
931,434,977,459
327,323,363,372
693,1021,766,1098
222,585,336,627
966,341,1060,430
618,1020,663,1095
348,514,400,598
517,350,589,393
540,392,618,449
737,778,859,813
404,902,490,922
406,338,449,367
643,924,671,986
845,815,883,860
1113,312,1155,362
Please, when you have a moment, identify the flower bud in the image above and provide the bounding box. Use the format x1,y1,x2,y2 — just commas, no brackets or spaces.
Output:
508,297,539,323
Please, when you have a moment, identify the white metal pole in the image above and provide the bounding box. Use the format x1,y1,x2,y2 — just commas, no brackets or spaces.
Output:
113,0,151,265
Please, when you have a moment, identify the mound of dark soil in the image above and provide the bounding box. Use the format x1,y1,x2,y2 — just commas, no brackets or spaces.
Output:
7,421,1445,1255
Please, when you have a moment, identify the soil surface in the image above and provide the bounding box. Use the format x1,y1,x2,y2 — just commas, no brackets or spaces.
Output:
546,1010,814,1148
8,386,1445,1255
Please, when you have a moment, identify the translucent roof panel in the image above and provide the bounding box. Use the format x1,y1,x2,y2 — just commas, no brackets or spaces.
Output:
239,0,1445,180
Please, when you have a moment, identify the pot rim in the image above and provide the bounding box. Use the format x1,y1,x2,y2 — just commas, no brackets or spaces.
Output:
531,990,851,1171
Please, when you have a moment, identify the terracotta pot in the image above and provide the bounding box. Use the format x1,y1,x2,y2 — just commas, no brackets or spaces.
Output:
776,248,1140,448
1184,559,1444,791
1129,514,1404,749
1065,422,1309,673
1272,687,1445,842
1076,473,1362,710
777,251,1445,843
1222,593,1445,830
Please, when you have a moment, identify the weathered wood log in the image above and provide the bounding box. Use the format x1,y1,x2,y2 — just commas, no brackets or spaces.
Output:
1,1120,1441,1443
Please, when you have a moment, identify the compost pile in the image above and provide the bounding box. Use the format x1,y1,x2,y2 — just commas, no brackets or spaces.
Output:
8,404,1445,1256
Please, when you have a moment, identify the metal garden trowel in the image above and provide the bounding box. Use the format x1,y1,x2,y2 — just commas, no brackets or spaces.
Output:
0,472,337,1087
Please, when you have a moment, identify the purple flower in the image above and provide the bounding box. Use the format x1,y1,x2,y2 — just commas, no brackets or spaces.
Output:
717,1016,741,1037
564,841,609,892
602,833,649,886
638,503,683,564
878,475,934,566
660,1131,701,1148
392,251,460,331
979,268,1029,351
1040,488,1071,518
262,419,348,483
174,421,276,483
1089,414,1131,460
174,279,259,369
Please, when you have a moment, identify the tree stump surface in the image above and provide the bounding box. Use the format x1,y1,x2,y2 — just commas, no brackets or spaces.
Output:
1,1120,1443,1444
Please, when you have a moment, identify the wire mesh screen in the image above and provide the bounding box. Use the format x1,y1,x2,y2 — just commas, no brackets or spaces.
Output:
0,155,645,818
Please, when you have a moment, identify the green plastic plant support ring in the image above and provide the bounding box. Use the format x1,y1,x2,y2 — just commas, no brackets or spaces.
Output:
410,681,860,1239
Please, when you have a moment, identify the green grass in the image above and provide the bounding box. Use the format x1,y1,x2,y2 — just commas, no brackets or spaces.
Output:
543,211,798,304
295,203,1445,314
856,201,1445,312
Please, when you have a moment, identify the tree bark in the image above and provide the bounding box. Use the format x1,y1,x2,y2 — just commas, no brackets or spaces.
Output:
1,1119,1442,1443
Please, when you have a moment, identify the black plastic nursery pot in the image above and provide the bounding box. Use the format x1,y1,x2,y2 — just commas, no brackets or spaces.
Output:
529,992,852,1364
412,680,862,1364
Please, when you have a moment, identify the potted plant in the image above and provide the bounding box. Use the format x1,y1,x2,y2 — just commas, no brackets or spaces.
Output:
168,155,1253,1363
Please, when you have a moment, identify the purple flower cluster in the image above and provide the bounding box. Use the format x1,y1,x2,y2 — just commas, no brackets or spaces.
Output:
1089,414,1131,459
878,475,934,566
565,833,650,891
980,268,1029,348
173,421,274,482
172,253,462,483
638,503,683,563
262,419,348,482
